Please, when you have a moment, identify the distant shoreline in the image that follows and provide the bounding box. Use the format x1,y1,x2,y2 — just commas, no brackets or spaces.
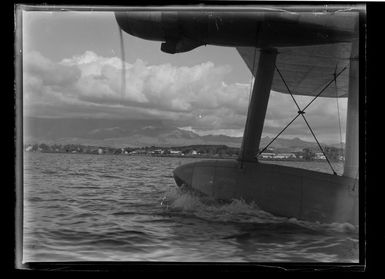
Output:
24,141,344,163
25,150,338,162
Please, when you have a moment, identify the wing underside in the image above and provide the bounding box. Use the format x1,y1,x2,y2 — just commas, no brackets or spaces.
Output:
237,42,355,98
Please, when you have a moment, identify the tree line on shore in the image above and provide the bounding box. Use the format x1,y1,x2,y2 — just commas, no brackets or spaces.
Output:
24,143,344,161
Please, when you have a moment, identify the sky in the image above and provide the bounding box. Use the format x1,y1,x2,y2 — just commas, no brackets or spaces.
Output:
22,10,348,144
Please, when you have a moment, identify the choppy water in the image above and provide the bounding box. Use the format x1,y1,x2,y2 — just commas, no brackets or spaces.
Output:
23,152,358,262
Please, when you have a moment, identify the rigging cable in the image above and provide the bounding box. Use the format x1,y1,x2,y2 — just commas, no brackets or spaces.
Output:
334,64,345,154
275,66,336,175
258,65,348,175
301,66,347,112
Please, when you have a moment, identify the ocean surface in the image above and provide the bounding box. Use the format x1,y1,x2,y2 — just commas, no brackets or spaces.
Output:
23,152,358,262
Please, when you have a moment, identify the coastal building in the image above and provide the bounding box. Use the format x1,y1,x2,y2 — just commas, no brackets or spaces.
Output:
315,152,326,160
260,152,275,159
129,149,147,155
153,149,164,155
274,153,296,159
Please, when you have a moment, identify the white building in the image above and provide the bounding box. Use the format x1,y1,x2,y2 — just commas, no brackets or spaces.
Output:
315,152,326,160
260,152,275,158
274,153,296,159
129,150,146,154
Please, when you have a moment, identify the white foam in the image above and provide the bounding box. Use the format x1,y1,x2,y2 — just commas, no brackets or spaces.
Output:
162,187,287,224
161,187,358,233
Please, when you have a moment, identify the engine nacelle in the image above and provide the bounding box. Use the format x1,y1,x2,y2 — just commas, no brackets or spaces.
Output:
115,10,357,53
161,39,203,54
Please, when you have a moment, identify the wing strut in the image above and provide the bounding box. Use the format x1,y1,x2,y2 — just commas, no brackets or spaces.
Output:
239,48,277,164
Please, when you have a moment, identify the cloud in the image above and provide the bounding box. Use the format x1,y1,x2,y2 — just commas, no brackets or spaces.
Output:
262,92,347,143
23,50,249,121
23,50,347,142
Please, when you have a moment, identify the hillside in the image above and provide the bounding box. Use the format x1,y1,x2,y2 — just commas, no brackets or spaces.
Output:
24,117,341,150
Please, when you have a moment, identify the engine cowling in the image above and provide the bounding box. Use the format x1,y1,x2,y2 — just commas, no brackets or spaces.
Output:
115,10,356,53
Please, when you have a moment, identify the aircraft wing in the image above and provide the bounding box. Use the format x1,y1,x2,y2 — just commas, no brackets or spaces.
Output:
237,41,355,98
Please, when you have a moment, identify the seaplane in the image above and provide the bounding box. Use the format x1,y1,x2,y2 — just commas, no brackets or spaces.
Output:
115,5,362,226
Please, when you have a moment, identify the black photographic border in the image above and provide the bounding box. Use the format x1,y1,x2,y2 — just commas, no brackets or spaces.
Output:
10,0,373,273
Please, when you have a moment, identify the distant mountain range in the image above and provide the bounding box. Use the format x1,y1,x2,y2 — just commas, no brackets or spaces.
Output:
24,117,344,151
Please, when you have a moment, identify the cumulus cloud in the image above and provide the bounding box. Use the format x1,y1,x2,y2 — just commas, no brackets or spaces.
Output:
23,50,249,125
22,50,347,142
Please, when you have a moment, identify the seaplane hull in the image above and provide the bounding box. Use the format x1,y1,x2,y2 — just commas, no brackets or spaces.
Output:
174,160,358,225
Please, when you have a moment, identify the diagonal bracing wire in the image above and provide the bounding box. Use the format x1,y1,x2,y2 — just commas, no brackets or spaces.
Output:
333,64,345,153
258,65,345,157
301,66,347,112
275,66,337,175
258,65,348,175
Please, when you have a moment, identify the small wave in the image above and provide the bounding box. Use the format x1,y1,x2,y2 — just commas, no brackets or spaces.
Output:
112,211,136,216
68,185,101,190
67,172,90,177
41,170,58,175
73,212,95,218
124,230,149,235
287,218,357,234
98,174,125,179
160,187,358,234
26,196,44,202
86,238,129,246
